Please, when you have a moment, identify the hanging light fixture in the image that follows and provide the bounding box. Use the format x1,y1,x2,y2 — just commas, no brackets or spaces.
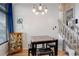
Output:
32,4,48,15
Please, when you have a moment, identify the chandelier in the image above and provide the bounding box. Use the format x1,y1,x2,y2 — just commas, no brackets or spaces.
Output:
32,4,48,15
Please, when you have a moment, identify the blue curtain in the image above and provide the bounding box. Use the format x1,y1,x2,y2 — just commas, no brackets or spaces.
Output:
7,3,14,33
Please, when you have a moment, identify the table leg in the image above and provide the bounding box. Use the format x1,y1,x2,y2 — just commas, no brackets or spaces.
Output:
55,40,58,56
42,44,45,48
32,43,34,56
32,43,36,56
35,44,37,55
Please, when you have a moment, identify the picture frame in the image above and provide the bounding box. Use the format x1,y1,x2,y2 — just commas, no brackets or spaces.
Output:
62,25,64,35
72,33,77,50
62,25,65,38
77,35,79,49
67,30,69,40
63,26,65,37
69,31,74,49
69,31,73,44
65,27,68,39
65,29,69,44
73,33,77,44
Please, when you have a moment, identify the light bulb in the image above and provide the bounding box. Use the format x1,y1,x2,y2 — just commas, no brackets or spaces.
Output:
35,12,39,15
38,4,42,10
41,12,45,15
32,8,36,13
45,9,48,13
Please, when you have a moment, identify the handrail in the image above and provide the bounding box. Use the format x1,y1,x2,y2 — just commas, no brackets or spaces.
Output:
58,19,79,51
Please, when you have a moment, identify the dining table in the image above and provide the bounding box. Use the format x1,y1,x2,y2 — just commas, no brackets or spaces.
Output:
31,36,58,56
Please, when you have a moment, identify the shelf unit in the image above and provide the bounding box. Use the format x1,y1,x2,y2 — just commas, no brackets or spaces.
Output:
8,32,23,55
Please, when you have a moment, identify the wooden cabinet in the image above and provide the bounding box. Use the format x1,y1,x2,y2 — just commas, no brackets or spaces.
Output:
8,33,22,55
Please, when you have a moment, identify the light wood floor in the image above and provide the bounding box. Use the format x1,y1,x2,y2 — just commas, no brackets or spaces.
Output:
9,49,65,56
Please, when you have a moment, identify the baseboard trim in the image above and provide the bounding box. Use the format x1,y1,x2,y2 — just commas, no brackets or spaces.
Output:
23,48,28,50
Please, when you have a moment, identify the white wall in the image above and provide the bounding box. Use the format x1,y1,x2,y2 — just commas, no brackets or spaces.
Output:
75,3,79,26
12,4,59,49
0,42,8,56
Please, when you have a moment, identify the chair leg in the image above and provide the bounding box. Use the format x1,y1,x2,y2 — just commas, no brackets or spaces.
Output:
49,52,53,56
28,49,30,56
52,52,53,56
46,43,47,48
49,53,51,56
28,50,30,56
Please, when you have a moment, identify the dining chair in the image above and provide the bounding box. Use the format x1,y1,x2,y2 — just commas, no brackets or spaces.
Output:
46,43,56,55
36,43,53,56
37,47,53,56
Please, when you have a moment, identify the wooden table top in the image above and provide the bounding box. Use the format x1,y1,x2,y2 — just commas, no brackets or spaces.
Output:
31,36,56,43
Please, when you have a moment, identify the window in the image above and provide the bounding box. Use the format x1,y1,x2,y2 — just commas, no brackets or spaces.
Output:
0,4,7,45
